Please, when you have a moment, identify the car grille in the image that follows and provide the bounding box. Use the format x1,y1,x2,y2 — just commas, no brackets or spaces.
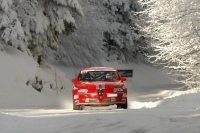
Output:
82,98,99,103
103,98,118,103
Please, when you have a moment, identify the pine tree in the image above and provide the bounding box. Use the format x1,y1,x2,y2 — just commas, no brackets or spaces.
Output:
51,0,149,67
1,0,83,63
102,0,149,63
0,0,27,52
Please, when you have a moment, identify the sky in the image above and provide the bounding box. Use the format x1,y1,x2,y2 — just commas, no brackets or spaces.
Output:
1,47,200,133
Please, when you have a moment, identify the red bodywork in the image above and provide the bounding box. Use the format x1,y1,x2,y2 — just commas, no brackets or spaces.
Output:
72,67,127,106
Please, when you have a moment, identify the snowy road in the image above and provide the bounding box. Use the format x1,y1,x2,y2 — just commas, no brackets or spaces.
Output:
1,107,200,133
1,60,198,133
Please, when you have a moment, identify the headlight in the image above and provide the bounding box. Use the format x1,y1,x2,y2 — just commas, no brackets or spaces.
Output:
78,89,88,93
113,88,123,92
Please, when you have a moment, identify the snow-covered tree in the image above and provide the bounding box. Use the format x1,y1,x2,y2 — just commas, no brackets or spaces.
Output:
102,0,150,63
139,0,200,89
45,0,149,67
0,0,27,52
43,0,106,67
0,0,84,94
1,0,83,63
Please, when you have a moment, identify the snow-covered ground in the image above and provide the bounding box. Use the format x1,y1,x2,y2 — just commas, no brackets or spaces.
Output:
1,47,200,133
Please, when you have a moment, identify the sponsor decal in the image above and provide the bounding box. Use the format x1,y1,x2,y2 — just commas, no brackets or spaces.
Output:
74,95,79,99
113,88,123,92
73,87,78,90
122,93,127,97
113,88,118,92
81,70,89,74
78,89,88,93
75,100,79,103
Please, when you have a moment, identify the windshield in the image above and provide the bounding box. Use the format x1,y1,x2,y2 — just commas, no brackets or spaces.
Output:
78,70,120,81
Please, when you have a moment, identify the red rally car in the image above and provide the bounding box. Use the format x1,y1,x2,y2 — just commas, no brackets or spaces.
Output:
71,67,128,110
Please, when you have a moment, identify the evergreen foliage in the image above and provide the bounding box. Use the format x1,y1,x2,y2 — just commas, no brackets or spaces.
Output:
0,0,83,61
102,0,150,63
0,0,26,52
51,0,149,67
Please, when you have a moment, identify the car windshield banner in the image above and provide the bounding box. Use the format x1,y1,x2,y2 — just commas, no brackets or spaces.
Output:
117,69,133,77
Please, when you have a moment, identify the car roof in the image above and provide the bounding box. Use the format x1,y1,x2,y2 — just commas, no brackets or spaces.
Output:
81,67,117,71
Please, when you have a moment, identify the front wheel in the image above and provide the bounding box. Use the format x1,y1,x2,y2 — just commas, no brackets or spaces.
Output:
121,99,128,109
73,101,83,110
117,99,128,109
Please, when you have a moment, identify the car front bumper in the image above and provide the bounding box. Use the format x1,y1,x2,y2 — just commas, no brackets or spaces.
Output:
73,92,127,106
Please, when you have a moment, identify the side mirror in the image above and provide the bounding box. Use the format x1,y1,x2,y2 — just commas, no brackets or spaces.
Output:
121,77,126,82
72,78,78,83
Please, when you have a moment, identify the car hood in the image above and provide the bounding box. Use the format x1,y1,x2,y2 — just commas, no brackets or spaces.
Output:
75,81,123,90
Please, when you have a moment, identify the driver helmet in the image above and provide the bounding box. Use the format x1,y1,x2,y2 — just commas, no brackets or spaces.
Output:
105,73,111,79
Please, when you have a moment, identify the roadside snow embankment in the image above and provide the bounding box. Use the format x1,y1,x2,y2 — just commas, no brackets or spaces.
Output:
0,47,72,108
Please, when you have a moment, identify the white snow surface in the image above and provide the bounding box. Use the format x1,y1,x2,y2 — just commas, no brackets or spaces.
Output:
1,47,200,133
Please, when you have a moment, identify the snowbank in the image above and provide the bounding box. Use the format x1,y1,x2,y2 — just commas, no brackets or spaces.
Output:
0,46,72,108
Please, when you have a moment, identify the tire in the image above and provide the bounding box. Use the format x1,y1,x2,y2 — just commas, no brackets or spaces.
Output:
73,101,83,110
117,98,128,109
121,99,128,109
117,104,121,109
